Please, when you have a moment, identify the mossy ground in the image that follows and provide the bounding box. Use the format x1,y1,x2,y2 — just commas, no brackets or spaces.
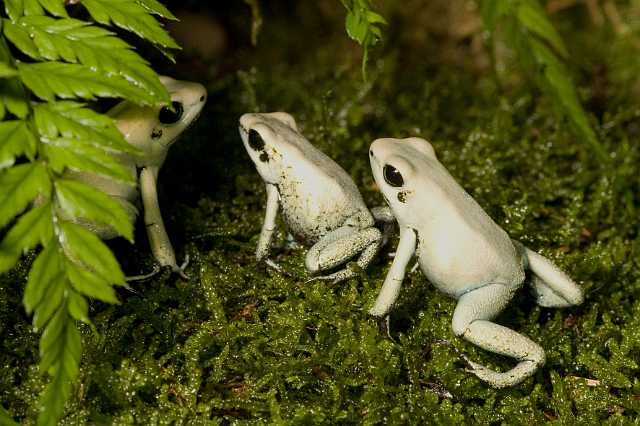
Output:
3,2,640,424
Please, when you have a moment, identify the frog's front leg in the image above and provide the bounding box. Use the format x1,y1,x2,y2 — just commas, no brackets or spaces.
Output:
369,227,416,317
256,184,280,268
451,283,545,388
305,221,382,284
140,167,187,279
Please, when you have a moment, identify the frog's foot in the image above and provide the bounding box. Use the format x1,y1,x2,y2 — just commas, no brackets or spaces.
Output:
305,267,356,284
522,246,584,308
171,254,190,280
377,314,394,341
305,226,382,284
126,264,161,282
452,283,546,388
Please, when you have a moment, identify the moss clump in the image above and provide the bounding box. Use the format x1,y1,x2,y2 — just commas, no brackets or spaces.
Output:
3,3,640,424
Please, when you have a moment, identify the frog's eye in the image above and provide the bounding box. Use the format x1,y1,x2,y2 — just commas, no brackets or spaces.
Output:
248,129,265,151
159,101,184,125
383,164,404,187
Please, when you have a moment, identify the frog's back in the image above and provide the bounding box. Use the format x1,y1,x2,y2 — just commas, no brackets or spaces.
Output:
412,158,524,296
277,134,368,241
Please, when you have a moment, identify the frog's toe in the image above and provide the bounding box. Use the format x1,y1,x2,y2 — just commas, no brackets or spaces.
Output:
305,268,355,284
126,264,161,282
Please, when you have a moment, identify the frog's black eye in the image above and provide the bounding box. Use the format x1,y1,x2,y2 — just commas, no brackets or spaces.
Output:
159,101,184,125
383,164,404,187
248,129,265,151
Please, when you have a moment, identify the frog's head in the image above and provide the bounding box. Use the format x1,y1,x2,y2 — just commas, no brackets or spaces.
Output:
369,137,436,215
238,112,299,184
112,76,207,168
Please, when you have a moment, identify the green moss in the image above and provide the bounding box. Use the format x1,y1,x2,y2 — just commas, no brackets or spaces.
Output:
3,3,640,424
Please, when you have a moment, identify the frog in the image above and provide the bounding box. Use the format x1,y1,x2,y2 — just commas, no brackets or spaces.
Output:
367,137,584,388
238,112,386,283
67,76,207,279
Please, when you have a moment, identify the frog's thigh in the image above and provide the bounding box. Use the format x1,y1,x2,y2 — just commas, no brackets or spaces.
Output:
452,283,545,388
305,226,381,273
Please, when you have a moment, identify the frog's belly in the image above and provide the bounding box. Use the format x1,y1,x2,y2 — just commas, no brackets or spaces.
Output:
279,194,356,243
417,233,524,298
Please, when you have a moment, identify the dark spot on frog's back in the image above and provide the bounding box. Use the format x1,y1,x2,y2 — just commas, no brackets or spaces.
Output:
259,152,269,162
151,128,163,139
397,191,407,203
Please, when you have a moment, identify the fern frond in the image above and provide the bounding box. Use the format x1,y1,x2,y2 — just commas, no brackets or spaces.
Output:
4,16,169,102
34,102,138,154
18,61,161,104
0,162,50,229
480,0,606,161
0,1,180,423
0,120,37,168
81,0,179,56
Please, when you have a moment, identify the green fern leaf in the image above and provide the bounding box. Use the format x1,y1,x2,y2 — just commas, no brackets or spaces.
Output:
34,102,138,154
18,61,159,104
4,16,169,103
67,289,90,325
59,222,126,285
81,0,179,50
55,178,134,241
0,120,37,168
0,62,17,77
5,0,68,19
41,137,135,183
0,162,51,229
23,242,62,314
136,0,177,20
0,202,53,274
32,273,66,331
65,260,119,303
516,1,568,58
35,0,69,17
527,37,605,159
37,304,81,426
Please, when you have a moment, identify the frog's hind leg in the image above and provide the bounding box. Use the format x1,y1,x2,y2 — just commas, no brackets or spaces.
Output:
521,246,584,308
452,283,546,388
305,226,382,283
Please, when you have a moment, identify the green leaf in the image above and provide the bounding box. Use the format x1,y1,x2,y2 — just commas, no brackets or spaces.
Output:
55,178,134,241
0,78,29,119
0,162,51,229
136,0,177,20
480,0,514,33
32,273,65,330
36,0,69,17
65,259,119,303
516,0,568,58
23,242,62,314
0,120,37,169
527,37,606,160
5,16,169,103
18,61,159,105
0,62,18,78
67,290,90,325
0,202,53,274
5,0,24,21
81,0,179,50
37,306,81,426
41,137,135,183
23,0,44,16
59,221,126,285
34,102,139,154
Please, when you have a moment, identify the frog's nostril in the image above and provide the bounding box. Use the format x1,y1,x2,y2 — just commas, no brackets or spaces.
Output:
199,95,205,102
369,150,374,157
